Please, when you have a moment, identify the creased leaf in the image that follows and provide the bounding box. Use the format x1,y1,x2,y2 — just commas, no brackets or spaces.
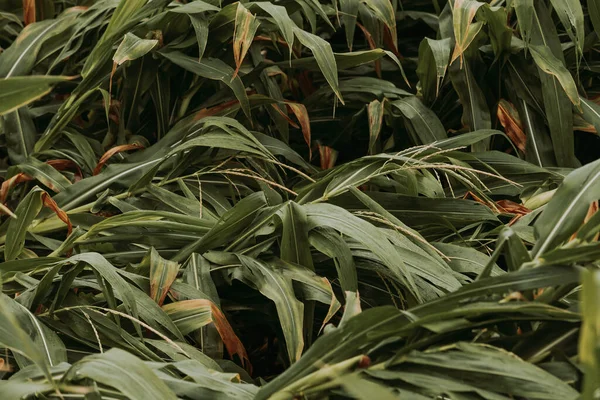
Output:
232,3,260,77
113,32,158,66
450,0,485,65
146,248,180,306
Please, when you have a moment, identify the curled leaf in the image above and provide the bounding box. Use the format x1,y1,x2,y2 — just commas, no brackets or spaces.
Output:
163,299,251,372
318,143,338,170
93,143,145,175
497,99,526,152
23,0,36,25
146,248,180,306
285,102,311,160
232,3,260,78
41,192,72,236
450,0,485,65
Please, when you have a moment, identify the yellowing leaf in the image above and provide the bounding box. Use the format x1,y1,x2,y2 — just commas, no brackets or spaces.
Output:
232,2,260,78
451,0,485,65
23,0,36,26
497,99,526,153
163,299,250,371
93,143,145,175
285,102,311,160
146,248,180,306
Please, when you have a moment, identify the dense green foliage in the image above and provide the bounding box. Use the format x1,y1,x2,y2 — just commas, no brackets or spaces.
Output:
1,0,600,398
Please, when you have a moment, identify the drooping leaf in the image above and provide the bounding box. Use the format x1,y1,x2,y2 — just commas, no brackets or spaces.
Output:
286,102,312,159
361,0,397,50
146,248,180,306
188,14,210,61
0,76,72,116
448,58,491,144
293,27,344,104
257,265,580,399
172,359,258,399
256,2,295,53
234,254,304,363
394,342,579,400
163,299,250,369
304,203,421,302
113,32,158,66
14,157,72,193
159,50,251,118
1,293,67,368
309,227,358,293
60,252,142,336
169,0,220,14
529,45,579,107
514,0,534,47
64,348,178,400
529,1,577,167
173,192,268,261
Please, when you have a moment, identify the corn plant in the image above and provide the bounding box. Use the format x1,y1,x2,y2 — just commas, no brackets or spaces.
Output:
1,0,600,398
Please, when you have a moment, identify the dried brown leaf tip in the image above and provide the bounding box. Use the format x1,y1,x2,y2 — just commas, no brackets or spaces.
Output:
497,99,526,153
23,0,36,25
318,143,338,170
93,143,145,175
